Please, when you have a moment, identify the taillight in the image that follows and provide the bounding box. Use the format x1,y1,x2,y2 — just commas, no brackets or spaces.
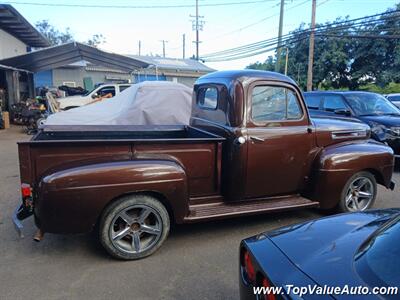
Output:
261,277,276,300
21,183,32,198
241,248,256,284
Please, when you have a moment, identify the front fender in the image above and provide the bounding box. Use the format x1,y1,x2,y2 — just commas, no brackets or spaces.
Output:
36,160,189,233
309,140,394,209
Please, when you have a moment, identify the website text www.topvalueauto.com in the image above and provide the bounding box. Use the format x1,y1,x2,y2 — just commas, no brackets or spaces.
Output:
254,284,399,298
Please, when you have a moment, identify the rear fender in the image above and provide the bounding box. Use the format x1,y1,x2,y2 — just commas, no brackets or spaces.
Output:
309,140,394,209
36,160,189,233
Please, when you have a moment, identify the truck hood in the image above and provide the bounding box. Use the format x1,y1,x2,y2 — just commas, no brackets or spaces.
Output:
267,209,400,298
58,95,85,103
311,116,370,147
358,114,400,128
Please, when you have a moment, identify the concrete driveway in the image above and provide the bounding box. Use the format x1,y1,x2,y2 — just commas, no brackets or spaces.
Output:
0,126,398,300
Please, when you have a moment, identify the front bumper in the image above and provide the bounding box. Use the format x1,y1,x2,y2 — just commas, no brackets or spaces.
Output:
385,138,400,156
390,181,396,190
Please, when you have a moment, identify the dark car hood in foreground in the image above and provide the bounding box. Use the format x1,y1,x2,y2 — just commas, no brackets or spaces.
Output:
358,115,400,127
268,209,400,294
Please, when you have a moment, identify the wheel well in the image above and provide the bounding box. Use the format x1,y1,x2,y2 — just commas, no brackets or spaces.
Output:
363,168,384,186
94,191,175,231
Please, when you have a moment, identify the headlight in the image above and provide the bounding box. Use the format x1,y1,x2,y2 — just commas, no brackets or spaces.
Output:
388,127,400,136
370,123,386,136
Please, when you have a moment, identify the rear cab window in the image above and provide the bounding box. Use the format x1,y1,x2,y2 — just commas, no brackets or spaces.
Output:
251,85,303,123
323,95,347,112
304,94,322,110
119,85,131,92
198,87,218,109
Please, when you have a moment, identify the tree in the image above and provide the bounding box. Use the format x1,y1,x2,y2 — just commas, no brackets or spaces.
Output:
35,20,73,45
85,34,106,48
247,55,275,71
35,20,105,48
246,3,400,91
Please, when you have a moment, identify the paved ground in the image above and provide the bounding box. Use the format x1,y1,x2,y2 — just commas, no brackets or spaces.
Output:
0,126,399,300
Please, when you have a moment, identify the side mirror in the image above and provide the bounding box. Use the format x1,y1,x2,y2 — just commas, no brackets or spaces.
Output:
334,108,351,116
91,93,99,99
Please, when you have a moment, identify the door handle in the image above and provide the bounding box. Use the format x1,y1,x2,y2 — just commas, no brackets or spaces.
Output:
249,136,265,142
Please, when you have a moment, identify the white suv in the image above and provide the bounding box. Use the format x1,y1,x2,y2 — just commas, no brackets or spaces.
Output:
57,83,132,110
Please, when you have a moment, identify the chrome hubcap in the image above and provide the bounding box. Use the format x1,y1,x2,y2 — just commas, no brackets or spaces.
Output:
109,205,162,254
345,177,374,212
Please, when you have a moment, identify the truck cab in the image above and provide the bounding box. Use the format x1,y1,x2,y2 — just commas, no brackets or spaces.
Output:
14,70,395,260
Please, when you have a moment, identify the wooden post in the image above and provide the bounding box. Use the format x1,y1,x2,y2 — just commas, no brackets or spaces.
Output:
307,0,317,91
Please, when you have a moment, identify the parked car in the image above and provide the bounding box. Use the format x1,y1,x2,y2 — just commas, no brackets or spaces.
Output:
304,91,400,157
57,83,132,110
385,93,400,109
13,70,395,260
239,208,400,300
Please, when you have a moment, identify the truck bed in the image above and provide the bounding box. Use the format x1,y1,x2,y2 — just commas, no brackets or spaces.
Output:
18,125,225,198
35,125,222,141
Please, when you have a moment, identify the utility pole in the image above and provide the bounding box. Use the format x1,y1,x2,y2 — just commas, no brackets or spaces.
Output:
160,40,168,57
195,0,199,60
307,0,317,91
190,0,204,60
183,34,186,59
138,40,141,56
284,47,289,76
275,0,285,72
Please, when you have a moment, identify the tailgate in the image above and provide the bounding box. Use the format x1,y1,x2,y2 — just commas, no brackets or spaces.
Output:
18,142,33,186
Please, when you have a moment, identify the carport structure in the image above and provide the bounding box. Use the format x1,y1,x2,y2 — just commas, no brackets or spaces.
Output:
0,3,50,48
0,42,150,73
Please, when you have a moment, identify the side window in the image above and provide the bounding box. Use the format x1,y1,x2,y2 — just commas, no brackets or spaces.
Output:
323,95,346,112
198,87,218,109
251,86,303,122
119,85,131,92
97,86,116,97
304,94,322,110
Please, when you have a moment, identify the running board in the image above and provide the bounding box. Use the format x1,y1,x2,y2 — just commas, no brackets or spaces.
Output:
184,196,319,222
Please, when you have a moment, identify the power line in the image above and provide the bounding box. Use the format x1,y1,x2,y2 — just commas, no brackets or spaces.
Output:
203,0,311,42
316,34,400,39
3,0,291,9
202,24,400,61
201,9,400,60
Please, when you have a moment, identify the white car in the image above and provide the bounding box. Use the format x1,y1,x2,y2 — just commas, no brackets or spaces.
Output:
57,83,132,110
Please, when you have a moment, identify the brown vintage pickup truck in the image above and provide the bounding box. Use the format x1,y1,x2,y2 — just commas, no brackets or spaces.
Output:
13,70,395,260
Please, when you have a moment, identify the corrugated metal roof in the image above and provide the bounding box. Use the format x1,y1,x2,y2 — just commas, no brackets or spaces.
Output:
0,42,149,72
127,55,215,73
0,4,50,47
0,63,31,72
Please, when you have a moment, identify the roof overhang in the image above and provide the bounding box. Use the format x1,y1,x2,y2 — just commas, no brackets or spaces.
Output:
0,4,50,47
0,63,31,73
0,42,150,72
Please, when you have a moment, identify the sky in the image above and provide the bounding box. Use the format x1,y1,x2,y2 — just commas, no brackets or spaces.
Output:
5,0,400,70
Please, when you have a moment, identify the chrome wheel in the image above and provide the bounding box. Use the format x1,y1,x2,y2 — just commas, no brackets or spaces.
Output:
345,176,375,212
109,205,162,254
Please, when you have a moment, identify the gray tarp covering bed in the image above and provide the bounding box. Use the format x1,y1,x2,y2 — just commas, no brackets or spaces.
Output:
44,81,193,126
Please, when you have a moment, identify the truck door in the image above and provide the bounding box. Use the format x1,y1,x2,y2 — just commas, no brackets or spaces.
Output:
245,82,316,198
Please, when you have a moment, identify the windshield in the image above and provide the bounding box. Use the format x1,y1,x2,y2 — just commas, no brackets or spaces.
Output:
83,87,97,97
355,214,400,288
344,93,400,116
